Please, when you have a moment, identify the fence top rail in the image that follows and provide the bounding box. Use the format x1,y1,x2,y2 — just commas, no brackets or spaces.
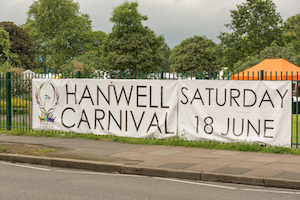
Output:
3,70,300,81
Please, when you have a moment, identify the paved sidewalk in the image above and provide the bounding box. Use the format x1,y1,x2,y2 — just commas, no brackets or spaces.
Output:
1,135,300,189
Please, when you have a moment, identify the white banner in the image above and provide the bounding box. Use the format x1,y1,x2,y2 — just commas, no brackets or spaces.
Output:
32,79,178,139
178,80,292,147
32,79,292,146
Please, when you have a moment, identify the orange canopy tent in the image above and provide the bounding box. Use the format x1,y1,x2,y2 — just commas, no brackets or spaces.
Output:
233,58,300,80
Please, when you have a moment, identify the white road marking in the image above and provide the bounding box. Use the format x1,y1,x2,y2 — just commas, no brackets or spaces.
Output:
243,188,300,195
0,161,51,171
2,161,298,195
153,177,237,190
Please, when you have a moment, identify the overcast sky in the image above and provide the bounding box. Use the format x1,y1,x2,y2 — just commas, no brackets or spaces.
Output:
1,0,299,48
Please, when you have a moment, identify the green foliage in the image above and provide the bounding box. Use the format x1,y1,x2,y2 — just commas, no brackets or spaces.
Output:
218,0,283,71
75,51,106,71
283,14,300,53
170,36,219,72
71,30,108,53
0,27,10,64
159,43,171,71
61,57,96,76
0,22,38,69
0,63,31,101
0,60,15,73
70,30,108,71
102,1,164,72
233,42,300,72
24,0,92,71
0,98,30,114
0,27,20,66
110,0,148,34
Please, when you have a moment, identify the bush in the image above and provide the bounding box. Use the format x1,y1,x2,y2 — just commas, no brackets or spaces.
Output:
0,97,30,114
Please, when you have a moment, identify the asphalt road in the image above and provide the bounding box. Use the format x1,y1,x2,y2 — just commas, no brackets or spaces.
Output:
0,161,300,200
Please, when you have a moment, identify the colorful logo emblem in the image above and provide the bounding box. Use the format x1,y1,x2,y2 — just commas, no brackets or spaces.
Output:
35,82,59,123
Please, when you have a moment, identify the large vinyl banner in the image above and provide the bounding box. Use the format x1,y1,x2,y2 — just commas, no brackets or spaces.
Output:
32,79,178,139
178,80,292,147
32,79,292,146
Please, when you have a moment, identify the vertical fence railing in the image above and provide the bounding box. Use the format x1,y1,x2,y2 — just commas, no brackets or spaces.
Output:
1,70,299,148
0,73,7,130
6,72,11,131
295,76,299,149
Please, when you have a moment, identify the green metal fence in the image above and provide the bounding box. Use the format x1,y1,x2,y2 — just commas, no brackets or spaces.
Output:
1,70,299,148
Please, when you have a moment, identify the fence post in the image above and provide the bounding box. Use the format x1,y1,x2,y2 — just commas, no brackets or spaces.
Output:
6,72,11,131
260,70,264,80
76,71,82,78
160,70,164,80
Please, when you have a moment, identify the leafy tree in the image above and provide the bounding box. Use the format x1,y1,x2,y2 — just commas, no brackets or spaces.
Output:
102,1,164,72
23,0,92,71
0,27,10,64
169,36,219,72
233,42,300,71
159,43,171,71
0,27,20,66
0,22,38,69
61,50,106,74
218,0,283,71
61,57,96,76
71,30,107,71
0,60,24,73
71,30,108,54
76,51,106,70
283,14,300,52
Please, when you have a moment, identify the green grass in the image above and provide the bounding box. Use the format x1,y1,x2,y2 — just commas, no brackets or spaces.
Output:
0,115,299,155
292,114,300,145
0,144,8,153
0,119,30,129
2,129,300,155
40,148,56,153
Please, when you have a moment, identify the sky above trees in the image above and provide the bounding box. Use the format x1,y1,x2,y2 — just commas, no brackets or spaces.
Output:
1,0,300,48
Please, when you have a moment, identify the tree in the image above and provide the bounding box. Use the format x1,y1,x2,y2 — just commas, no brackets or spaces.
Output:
169,36,218,72
0,22,37,69
0,27,20,66
283,14,300,52
67,30,108,72
218,0,283,71
233,42,300,72
0,27,10,64
23,0,92,71
71,30,108,54
159,43,171,71
102,1,164,72
60,57,96,76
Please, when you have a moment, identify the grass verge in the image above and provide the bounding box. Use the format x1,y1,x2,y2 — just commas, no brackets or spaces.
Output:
2,129,300,155
0,142,65,156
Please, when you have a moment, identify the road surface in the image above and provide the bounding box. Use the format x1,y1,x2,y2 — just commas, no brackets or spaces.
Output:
0,161,299,200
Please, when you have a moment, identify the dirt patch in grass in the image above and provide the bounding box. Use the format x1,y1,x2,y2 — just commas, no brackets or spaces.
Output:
0,142,68,156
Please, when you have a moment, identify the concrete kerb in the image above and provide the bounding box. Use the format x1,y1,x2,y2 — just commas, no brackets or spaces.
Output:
1,153,300,190
0,153,52,166
201,172,265,187
201,172,300,190
264,178,300,190
0,153,123,173
121,165,201,180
